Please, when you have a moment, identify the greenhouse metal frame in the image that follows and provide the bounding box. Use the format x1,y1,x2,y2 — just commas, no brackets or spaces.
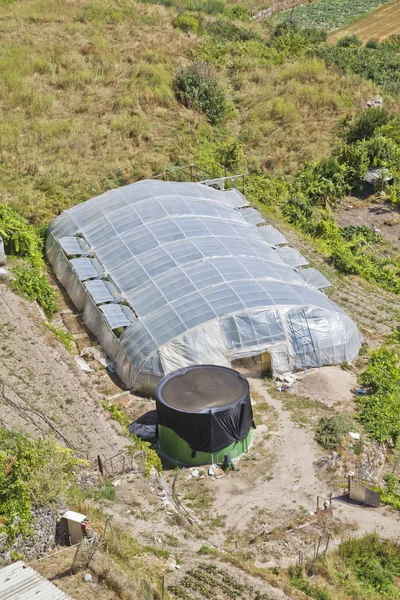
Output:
46,180,362,392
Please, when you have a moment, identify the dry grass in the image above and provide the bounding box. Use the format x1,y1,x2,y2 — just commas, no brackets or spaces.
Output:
329,0,400,43
0,0,383,225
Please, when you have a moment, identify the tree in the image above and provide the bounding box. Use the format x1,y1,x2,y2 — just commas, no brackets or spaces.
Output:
346,108,390,144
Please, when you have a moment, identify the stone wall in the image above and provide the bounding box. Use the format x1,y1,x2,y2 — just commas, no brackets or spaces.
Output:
0,504,66,564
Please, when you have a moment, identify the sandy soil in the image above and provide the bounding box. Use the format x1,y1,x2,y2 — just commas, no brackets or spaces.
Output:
0,283,126,460
336,201,400,250
290,366,357,407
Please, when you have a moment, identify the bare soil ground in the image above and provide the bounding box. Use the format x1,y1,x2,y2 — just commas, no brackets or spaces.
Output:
329,0,400,43
0,282,126,460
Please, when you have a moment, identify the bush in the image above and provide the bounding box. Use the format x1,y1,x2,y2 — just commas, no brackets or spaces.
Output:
335,141,369,190
315,415,355,449
217,137,243,171
11,265,58,318
337,35,362,48
173,13,199,34
346,108,390,143
358,347,400,445
338,534,400,596
174,62,229,124
0,429,81,542
366,38,379,49
206,19,258,42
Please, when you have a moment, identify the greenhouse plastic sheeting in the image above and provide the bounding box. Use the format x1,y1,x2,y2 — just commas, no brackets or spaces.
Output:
46,180,362,392
298,268,331,289
275,246,309,267
257,225,287,246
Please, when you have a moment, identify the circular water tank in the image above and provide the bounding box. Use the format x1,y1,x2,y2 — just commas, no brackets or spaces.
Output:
156,365,253,465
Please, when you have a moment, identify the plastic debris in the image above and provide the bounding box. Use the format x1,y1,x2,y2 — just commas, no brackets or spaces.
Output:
128,423,157,441
74,356,95,372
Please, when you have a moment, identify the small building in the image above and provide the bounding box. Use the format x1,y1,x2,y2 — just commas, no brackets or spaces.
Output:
156,365,254,465
363,167,394,194
0,561,72,599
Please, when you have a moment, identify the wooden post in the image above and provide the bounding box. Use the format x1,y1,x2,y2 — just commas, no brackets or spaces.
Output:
316,535,322,559
70,540,82,574
97,455,105,478
325,533,331,554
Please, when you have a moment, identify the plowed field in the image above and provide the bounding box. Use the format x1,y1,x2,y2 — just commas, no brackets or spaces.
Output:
329,0,400,42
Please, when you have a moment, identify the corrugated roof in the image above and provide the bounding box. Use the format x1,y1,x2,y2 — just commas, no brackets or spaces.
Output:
0,561,72,600
364,167,393,184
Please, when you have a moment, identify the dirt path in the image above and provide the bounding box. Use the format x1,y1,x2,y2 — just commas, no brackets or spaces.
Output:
215,377,322,531
0,283,126,460
214,376,400,540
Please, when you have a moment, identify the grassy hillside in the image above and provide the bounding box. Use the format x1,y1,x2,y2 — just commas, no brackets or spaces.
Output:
0,0,379,224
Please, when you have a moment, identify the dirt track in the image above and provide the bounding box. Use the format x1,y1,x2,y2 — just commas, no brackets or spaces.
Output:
0,283,126,460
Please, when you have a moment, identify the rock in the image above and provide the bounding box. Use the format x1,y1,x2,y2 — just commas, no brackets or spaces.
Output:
83,573,93,583
167,557,177,571
191,469,200,478
349,432,361,440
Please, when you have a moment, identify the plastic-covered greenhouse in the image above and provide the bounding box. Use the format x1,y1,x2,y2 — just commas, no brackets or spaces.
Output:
46,180,362,393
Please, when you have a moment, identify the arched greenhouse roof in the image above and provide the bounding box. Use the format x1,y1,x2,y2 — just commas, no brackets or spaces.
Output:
47,180,362,391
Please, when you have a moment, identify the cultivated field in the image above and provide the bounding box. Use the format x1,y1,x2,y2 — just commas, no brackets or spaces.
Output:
329,0,400,42
277,0,392,31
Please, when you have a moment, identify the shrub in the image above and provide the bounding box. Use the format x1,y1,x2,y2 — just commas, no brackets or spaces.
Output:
0,429,81,542
338,534,400,596
11,265,58,318
315,415,355,449
173,13,199,34
358,347,400,445
174,62,229,124
346,107,390,143
206,19,258,42
270,97,297,124
226,4,250,20
217,137,243,171
335,141,369,190
337,35,362,48
366,38,379,49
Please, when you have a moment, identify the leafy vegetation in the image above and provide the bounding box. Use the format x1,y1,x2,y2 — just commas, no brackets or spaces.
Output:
278,0,391,31
0,205,58,316
286,534,400,600
103,402,162,476
174,63,230,124
316,35,400,95
315,415,355,449
338,534,400,597
358,346,400,445
44,323,75,352
0,429,81,542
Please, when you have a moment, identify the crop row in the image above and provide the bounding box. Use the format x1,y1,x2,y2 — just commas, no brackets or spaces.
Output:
276,0,391,31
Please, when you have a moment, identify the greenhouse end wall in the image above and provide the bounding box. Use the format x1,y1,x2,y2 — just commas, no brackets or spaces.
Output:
46,179,362,392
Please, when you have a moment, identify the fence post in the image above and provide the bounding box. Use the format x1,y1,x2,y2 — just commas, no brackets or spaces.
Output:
97,455,105,478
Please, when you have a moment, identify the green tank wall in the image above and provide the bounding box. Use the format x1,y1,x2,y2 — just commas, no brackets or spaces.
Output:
158,425,253,465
